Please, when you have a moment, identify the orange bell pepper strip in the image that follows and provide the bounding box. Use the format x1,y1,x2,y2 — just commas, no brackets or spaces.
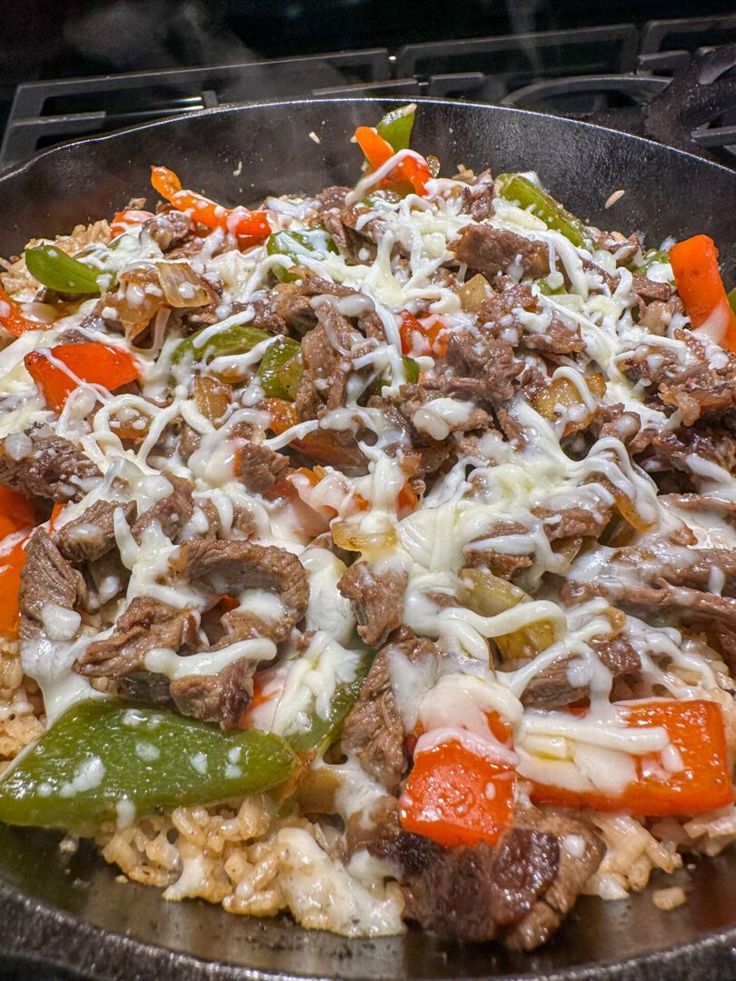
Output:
354,127,431,196
669,234,736,351
24,341,139,413
531,699,733,816
399,311,448,358
150,166,271,247
0,488,37,541
110,209,155,236
0,535,29,638
400,739,516,847
400,711,516,847
0,284,42,338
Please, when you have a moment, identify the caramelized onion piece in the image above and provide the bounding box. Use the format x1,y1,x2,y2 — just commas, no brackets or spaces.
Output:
193,375,232,425
156,261,212,309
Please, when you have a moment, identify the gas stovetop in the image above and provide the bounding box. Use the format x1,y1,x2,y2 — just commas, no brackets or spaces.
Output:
2,13,736,172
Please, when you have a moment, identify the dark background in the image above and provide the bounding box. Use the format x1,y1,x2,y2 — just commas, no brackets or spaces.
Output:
1,0,734,114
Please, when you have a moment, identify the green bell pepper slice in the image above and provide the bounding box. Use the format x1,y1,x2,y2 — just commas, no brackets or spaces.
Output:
286,659,370,755
376,104,417,152
256,335,303,401
537,278,566,297
638,248,670,272
172,323,272,365
365,355,420,399
0,699,298,832
266,228,338,283
25,245,111,295
496,173,586,248
729,286,736,317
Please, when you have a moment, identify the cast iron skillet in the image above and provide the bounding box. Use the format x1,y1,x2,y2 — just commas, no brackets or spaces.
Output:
1,98,736,981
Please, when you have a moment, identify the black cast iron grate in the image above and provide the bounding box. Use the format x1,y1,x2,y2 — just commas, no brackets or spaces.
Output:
2,14,736,170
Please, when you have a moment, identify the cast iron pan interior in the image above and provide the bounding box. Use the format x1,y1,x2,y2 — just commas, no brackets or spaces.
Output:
1,99,736,981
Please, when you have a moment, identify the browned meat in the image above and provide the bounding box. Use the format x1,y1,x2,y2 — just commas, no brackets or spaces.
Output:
595,231,641,264
632,274,674,304
503,810,605,951
478,283,585,356
533,503,612,542
459,171,495,221
341,628,439,791
405,809,603,949
295,300,366,419
454,226,549,280
235,440,290,495
340,646,406,792
169,659,255,729
437,331,524,406
631,425,736,477
638,296,682,335
396,384,491,438
464,521,534,580
131,473,195,542
338,561,408,647
321,209,371,265
590,403,641,445
19,529,85,637
55,499,137,563
521,635,640,709
314,185,349,212
142,210,193,252
272,271,355,336
0,431,100,503
170,538,308,642
76,596,199,678
622,334,736,426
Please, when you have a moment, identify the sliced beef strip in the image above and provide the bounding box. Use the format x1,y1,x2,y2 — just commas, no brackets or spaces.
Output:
341,628,439,792
622,332,736,426
454,226,549,281
631,425,736,478
632,274,674,304
478,283,585,356
404,808,603,949
338,561,408,647
295,300,367,419
0,431,100,503
131,473,195,542
503,810,605,951
314,185,350,212
340,646,406,793
170,538,308,643
321,209,372,265
55,499,137,564
532,502,612,542
436,331,524,406
76,595,252,731
562,578,736,628
235,440,291,495
76,596,199,678
19,529,86,637
638,296,682,335
169,658,255,729
464,520,534,580
521,635,640,709
142,210,193,252
271,270,355,336
459,171,495,221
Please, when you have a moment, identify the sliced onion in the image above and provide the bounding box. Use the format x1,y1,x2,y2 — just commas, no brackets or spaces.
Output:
194,375,232,424
156,261,212,309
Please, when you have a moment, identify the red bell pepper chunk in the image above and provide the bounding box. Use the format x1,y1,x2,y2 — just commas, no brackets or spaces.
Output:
531,699,733,816
150,166,271,247
110,209,155,236
24,341,139,413
0,488,37,541
400,739,516,847
669,234,736,351
399,311,448,358
0,535,28,638
354,127,431,196
0,284,42,338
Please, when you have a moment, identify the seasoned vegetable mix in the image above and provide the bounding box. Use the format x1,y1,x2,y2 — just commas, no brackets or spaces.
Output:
1,104,736,947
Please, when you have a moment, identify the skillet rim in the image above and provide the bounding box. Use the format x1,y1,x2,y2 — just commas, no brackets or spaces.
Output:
2,96,736,981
